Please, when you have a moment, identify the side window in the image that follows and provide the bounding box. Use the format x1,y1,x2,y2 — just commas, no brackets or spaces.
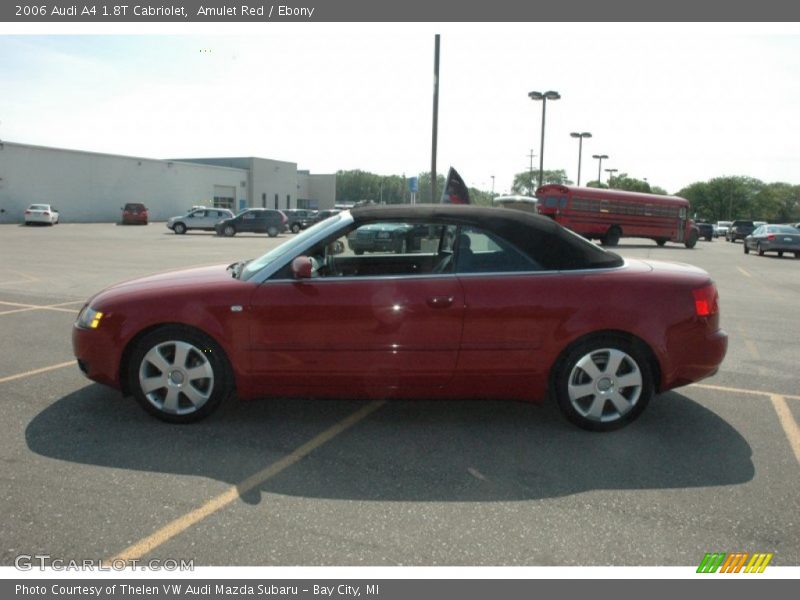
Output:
455,226,540,273
190,210,205,218
281,221,456,280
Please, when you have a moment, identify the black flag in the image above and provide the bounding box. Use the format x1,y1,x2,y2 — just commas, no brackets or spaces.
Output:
440,167,471,204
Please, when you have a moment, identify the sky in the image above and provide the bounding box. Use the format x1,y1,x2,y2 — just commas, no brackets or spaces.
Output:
1,23,800,195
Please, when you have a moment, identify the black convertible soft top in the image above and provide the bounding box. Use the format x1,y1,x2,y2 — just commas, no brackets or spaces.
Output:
350,204,623,271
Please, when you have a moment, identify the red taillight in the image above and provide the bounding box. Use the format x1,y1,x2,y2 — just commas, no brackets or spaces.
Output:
692,284,719,317
767,234,775,241
25,210,31,214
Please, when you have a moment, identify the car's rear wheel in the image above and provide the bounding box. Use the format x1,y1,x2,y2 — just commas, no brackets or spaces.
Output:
267,226,279,237
655,238,667,247
684,230,698,248
757,243,764,256
129,326,232,423
554,337,654,432
173,222,187,235
744,243,749,254
223,225,236,237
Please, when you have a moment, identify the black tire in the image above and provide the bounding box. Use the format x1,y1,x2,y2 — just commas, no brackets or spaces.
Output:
684,230,698,249
795,252,800,259
705,235,713,242
553,336,654,432
354,249,364,256
744,243,749,254
267,226,279,238
291,223,301,234
778,251,783,258
757,243,764,256
655,239,667,247
223,224,236,237
602,227,621,247
173,222,187,235
128,326,232,424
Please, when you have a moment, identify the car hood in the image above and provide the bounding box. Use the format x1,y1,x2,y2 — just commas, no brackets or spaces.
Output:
87,264,245,307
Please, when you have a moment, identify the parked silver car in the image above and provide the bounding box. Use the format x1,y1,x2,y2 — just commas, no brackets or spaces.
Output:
166,207,234,234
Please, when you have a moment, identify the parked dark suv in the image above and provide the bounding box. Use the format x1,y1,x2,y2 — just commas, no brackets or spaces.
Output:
726,220,755,243
214,209,287,237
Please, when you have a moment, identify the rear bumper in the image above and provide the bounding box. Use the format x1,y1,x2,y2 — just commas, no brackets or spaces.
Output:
661,327,728,391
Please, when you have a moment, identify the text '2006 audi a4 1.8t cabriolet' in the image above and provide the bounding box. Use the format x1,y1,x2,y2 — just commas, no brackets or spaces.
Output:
73,204,727,431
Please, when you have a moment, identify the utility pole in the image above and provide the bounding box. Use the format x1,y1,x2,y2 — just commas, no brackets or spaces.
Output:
527,149,537,195
431,34,440,203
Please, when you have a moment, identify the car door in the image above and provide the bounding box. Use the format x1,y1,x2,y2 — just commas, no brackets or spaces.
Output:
246,221,465,395
451,226,565,400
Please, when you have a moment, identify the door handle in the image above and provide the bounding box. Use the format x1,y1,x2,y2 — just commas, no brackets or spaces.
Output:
427,295,455,309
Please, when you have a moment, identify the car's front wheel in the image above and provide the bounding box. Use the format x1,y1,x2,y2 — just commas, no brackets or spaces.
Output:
744,242,750,254
223,225,236,237
267,226,279,237
173,222,187,235
553,337,654,432
291,223,301,234
128,326,232,423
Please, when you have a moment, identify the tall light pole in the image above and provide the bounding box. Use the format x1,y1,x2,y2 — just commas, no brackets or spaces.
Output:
528,90,560,189
490,175,495,197
592,154,609,186
605,168,618,186
570,132,592,186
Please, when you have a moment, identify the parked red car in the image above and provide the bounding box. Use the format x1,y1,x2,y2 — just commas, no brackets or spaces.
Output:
121,203,148,225
73,204,727,431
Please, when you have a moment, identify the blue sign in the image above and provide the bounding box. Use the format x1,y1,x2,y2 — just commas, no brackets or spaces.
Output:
408,177,419,193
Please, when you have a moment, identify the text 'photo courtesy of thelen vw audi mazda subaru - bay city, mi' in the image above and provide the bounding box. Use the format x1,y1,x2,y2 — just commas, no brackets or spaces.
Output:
73,204,727,432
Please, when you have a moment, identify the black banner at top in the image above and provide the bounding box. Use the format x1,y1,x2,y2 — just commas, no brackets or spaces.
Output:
2,0,800,22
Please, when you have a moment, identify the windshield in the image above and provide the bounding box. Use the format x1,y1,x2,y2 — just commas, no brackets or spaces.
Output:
240,214,345,281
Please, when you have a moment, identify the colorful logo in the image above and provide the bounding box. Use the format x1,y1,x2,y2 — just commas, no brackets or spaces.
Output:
697,552,773,573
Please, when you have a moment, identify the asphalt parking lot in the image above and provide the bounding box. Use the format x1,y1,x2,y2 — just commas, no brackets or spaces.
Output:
1,222,798,567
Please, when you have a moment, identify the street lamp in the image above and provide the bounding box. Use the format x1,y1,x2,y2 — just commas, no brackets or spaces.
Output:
490,175,495,197
605,168,618,186
592,154,609,185
570,132,592,186
529,90,560,189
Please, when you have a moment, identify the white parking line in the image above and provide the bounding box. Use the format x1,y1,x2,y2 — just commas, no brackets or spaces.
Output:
0,361,75,384
770,395,800,465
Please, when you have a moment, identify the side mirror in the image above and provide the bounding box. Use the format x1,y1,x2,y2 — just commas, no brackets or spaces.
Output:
291,256,313,279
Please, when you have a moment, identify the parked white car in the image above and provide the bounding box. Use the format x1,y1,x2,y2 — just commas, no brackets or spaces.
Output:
24,204,59,225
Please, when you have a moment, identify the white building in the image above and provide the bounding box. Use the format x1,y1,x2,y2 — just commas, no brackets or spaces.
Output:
0,141,336,223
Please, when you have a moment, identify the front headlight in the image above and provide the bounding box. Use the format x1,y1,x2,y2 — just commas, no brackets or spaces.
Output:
76,306,104,329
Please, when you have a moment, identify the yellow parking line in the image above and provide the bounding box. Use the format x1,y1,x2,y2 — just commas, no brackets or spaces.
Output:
0,361,75,384
108,399,387,563
769,395,800,465
736,266,752,278
0,300,82,315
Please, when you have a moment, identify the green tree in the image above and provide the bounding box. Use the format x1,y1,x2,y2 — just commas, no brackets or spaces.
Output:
511,169,571,195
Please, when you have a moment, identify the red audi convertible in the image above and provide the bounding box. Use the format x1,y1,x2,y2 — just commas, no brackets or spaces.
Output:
73,204,727,431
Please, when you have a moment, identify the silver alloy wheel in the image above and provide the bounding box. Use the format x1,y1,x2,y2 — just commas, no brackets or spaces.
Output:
566,348,643,424
138,340,215,416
